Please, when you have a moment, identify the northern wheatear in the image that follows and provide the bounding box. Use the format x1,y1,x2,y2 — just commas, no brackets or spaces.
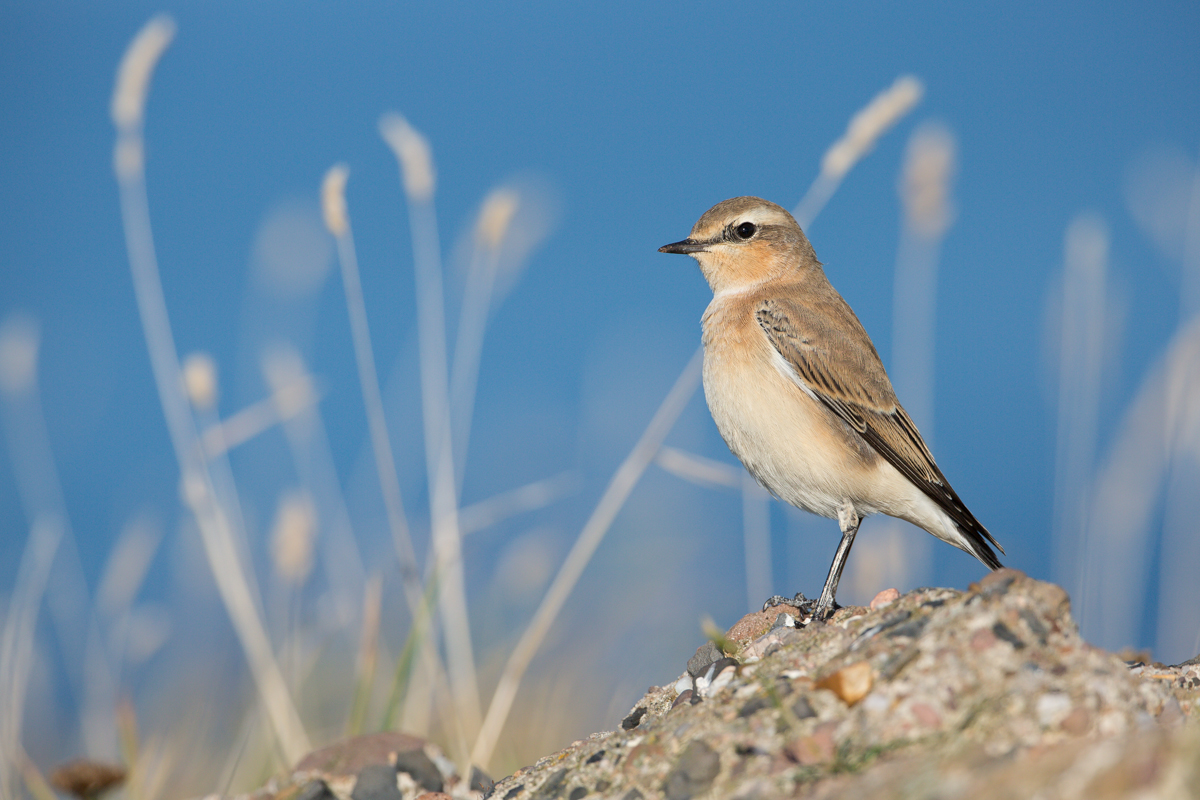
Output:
660,196,1003,620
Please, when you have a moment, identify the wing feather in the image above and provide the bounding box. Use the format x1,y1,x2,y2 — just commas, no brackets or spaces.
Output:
756,298,1004,567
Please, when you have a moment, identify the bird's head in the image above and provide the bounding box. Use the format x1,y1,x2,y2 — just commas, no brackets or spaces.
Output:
659,196,819,294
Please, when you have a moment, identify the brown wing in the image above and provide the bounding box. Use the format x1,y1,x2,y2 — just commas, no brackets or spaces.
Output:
756,297,1003,567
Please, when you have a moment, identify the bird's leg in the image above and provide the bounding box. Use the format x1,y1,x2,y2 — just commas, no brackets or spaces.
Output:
813,500,860,621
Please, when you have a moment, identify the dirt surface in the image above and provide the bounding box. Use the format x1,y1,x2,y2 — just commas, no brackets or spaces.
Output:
225,570,1199,800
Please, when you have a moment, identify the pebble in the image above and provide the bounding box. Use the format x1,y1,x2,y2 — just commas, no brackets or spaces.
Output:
970,627,998,651
737,696,771,718
910,702,942,728
351,765,402,800
870,588,900,609
770,612,797,631
686,643,721,678
393,749,443,793
621,707,647,730
662,741,720,800
532,767,568,799
1035,692,1072,727
295,781,335,800
785,723,837,765
815,661,873,706
791,696,817,720
991,621,1025,650
1060,706,1091,735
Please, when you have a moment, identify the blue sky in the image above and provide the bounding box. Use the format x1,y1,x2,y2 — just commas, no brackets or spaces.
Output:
2,0,1199,775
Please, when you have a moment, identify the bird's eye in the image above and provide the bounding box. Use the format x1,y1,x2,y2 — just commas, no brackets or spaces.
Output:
734,222,757,240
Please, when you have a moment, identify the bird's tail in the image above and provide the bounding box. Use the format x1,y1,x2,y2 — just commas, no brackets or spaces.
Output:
956,520,1003,571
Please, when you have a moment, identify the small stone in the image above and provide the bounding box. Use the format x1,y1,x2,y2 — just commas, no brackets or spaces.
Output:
621,707,647,730
815,661,873,706
770,612,796,631
977,568,1022,597
352,764,402,800
687,642,721,678
621,790,644,800
729,605,804,642
595,780,610,793
296,732,427,776
991,621,1025,650
880,644,920,680
970,627,997,651
791,696,817,719
48,760,127,799
534,767,569,799
870,588,900,609
394,749,444,793
741,634,779,660
1035,692,1072,728
1157,696,1184,728
585,750,605,764
568,787,588,800
704,660,738,696
295,780,337,800
1018,608,1050,644
737,696,771,718
674,677,692,695
672,690,693,709
860,693,890,715
502,784,525,800
663,740,720,800
910,702,942,728
710,657,740,678
885,617,927,639
1060,706,1091,735
785,723,836,765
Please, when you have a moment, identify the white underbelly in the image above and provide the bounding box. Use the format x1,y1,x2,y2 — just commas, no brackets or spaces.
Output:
702,344,874,520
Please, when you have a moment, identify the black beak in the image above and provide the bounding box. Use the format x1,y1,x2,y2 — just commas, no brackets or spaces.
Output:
658,238,708,255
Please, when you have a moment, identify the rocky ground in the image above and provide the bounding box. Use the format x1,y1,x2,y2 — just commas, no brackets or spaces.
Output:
222,570,1199,800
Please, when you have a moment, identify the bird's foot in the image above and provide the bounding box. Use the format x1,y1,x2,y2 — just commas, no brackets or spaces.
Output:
810,597,843,622
762,592,809,613
763,592,841,622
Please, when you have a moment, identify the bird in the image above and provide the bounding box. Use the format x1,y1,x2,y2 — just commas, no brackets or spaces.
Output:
659,196,1003,620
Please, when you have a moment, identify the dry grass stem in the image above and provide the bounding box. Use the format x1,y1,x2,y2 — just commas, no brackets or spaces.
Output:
17,745,59,800
0,515,64,800
347,575,383,735
198,372,320,459
0,313,39,396
457,471,579,535
181,351,218,412
655,446,741,490
261,347,369,633
471,347,704,770
1052,214,1109,620
450,189,519,483
110,16,309,763
794,75,924,228
1086,317,1200,652
322,164,423,606
381,113,483,751
742,476,772,612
